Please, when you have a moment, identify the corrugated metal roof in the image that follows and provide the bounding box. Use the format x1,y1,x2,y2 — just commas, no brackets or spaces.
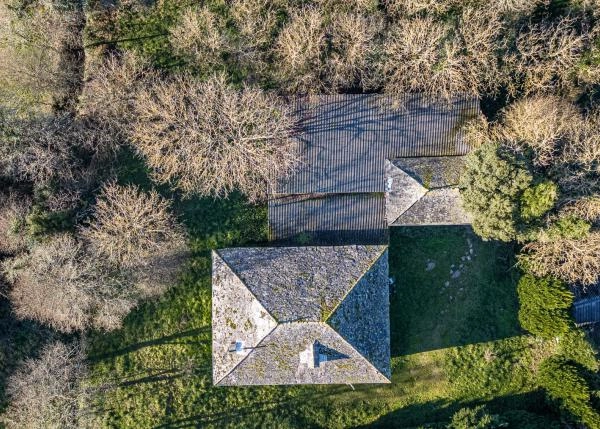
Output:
268,193,387,244
276,94,479,195
269,94,480,243
573,296,600,326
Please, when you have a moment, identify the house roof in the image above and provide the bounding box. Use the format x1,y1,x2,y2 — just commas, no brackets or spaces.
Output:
268,193,387,245
386,156,472,226
212,245,391,385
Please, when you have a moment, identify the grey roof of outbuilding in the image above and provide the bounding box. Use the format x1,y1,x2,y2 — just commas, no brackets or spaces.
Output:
269,94,478,243
212,245,391,385
387,156,472,226
573,295,600,326
275,94,479,195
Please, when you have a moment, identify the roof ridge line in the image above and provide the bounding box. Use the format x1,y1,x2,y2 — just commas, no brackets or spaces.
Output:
324,246,388,323
389,189,430,225
320,323,390,383
214,249,279,324
214,323,279,386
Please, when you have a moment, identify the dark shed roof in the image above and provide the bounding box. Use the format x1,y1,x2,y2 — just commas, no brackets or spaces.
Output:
276,94,479,195
268,193,387,245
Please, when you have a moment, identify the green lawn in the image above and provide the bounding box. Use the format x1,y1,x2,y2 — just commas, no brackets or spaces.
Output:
86,192,564,428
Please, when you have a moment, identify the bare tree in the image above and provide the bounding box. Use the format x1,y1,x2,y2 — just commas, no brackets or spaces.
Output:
325,11,384,91
1,340,89,429
506,17,588,97
130,74,299,202
520,232,600,286
2,234,136,332
0,0,84,113
80,182,186,272
274,7,327,94
382,16,479,102
0,113,78,186
78,52,150,137
0,112,119,199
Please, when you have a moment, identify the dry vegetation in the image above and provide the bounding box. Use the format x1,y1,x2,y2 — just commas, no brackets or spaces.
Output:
1,183,187,332
463,96,600,285
275,7,326,94
382,17,479,102
0,191,30,255
2,340,89,429
325,11,384,91
81,182,185,270
130,74,299,201
2,234,135,332
521,232,600,286
0,0,84,113
506,17,589,97
169,7,227,71
78,52,150,136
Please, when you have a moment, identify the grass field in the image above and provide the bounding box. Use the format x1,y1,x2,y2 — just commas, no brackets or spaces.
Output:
85,179,565,428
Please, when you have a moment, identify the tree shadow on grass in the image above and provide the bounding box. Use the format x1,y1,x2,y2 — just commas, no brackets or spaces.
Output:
389,226,521,356
357,391,560,429
0,297,60,412
88,326,210,362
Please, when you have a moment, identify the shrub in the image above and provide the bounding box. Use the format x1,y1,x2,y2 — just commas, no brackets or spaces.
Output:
130,74,299,202
520,231,600,286
545,216,591,240
520,181,558,221
460,143,533,241
1,340,90,429
448,405,506,429
537,357,600,428
516,274,574,339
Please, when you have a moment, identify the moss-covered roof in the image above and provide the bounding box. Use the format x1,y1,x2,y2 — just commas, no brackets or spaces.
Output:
386,156,472,226
212,245,391,386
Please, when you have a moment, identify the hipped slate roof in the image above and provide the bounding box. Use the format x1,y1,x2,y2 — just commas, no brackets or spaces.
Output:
212,246,391,385
386,157,472,226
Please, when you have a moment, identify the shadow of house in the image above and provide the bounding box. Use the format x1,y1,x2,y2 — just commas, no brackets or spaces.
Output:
388,226,520,356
